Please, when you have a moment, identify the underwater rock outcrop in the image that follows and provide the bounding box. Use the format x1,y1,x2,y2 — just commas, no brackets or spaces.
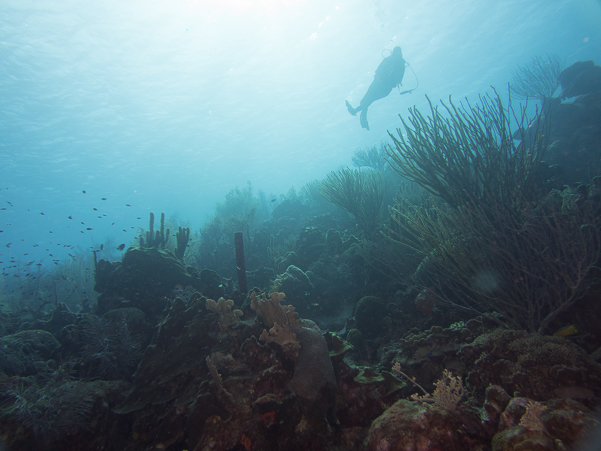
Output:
545,60,601,185
114,295,214,416
490,396,599,451
271,264,314,314
559,60,601,98
461,329,601,404
94,246,204,318
366,399,483,450
354,295,388,339
108,291,341,450
0,329,59,377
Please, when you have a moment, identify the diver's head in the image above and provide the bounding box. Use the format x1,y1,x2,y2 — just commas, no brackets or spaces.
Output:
392,46,403,57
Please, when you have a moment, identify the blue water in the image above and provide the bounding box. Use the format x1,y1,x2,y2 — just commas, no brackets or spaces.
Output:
1,0,600,272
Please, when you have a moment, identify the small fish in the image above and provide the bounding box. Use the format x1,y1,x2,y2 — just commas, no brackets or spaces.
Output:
271,198,277,202
40,212,44,215
101,197,107,200
100,244,104,251
117,243,126,251
93,208,97,211
86,227,93,230
82,190,86,194
0,208,5,210
126,204,131,207
5,243,10,248
68,215,72,219
553,325,579,337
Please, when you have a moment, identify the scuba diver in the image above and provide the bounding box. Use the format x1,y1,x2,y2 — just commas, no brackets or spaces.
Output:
346,46,406,130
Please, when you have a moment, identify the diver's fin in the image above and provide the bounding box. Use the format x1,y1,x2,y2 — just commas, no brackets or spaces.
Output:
345,100,357,116
360,109,369,130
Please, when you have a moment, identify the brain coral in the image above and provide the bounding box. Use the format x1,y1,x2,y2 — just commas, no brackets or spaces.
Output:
288,319,336,399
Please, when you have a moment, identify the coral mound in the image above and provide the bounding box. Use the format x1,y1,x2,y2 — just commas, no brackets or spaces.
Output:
366,399,482,450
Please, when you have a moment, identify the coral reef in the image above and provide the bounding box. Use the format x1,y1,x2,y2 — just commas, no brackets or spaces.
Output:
94,246,207,319
2,60,601,451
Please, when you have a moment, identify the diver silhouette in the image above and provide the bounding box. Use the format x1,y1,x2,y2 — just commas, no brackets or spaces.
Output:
346,46,406,130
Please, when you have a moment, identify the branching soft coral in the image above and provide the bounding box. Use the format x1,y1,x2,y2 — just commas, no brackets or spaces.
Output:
250,292,300,329
206,297,243,331
251,292,301,356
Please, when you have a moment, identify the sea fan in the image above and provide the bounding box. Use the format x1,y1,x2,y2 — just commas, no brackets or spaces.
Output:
78,314,142,380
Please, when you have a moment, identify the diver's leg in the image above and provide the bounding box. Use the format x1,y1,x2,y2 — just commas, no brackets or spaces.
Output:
360,108,369,130
346,100,358,116
357,80,393,118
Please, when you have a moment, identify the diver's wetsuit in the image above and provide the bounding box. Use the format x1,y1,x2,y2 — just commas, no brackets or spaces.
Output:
346,47,406,130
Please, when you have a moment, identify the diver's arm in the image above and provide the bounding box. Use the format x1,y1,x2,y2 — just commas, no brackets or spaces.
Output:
395,61,406,85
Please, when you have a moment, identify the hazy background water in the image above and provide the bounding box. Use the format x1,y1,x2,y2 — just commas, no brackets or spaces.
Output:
1,0,600,267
